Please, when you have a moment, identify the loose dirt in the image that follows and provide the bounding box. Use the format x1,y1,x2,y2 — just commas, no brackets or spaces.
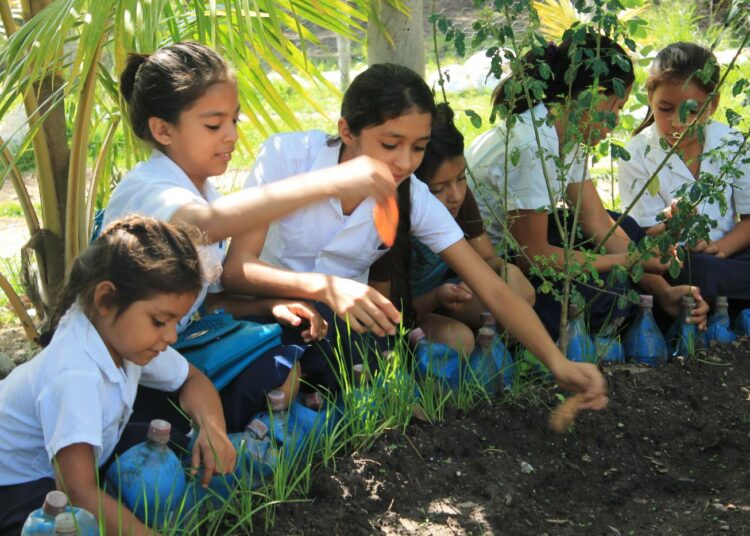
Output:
273,344,750,535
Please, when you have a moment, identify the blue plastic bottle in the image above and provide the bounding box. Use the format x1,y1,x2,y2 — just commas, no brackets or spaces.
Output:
256,390,322,458
21,491,98,536
561,304,595,363
594,324,625,363
409,328,462,391
704,296,737,345
477,311,515,389
182,419,277,514
623,295,668,366
735,307,750,336
51,509,98,536
468,327,503,395
666,295,697,357
104,419,186,527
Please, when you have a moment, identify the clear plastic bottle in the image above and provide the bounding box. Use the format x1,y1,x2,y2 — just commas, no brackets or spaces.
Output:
409,327,462,391
705,296,737,345
562,304,595,363
104,419,186,527
623,295,668,366
666,295,697,357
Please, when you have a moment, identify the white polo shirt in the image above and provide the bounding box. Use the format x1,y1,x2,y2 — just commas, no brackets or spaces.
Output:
104,150,224,331
618,122,750,242
465,102,589,245
0,304,188,485
245,130,464,283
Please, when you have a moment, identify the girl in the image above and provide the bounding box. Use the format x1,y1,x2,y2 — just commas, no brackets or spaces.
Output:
106,42,398,427
369,102,535,353
466,30,709,341
0,216,235,535
223,63,608,409
618,42,750,304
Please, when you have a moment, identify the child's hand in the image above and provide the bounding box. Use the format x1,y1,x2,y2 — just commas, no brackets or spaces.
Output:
192,420,237,487
655,285,708,330
436,282,473,313
321,276,400,336
329,155,398,205
270,300,328,341
690,240,725,257
549,361,608,411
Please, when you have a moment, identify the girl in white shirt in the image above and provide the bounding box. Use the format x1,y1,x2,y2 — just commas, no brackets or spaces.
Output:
224,63,608,409
108,42,398,426
619,42,750,302
467,30,709,341
0,216,235,535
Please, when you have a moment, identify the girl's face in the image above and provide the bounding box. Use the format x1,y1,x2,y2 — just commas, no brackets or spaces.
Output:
96,290,197,368
339,110,432,183
580,87,631,146
153,80,240,186
648,79,717,146
427,156,468,218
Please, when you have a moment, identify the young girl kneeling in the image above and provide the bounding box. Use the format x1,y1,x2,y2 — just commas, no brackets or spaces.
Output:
0,216,235,535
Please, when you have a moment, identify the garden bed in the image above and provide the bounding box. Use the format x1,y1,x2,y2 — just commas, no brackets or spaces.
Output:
273,343,750,535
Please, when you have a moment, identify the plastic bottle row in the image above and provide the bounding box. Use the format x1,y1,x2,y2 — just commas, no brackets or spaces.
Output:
22,490,98,535
563,295,742,366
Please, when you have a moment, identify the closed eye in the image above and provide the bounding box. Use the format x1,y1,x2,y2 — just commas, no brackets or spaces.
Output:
205,124,221,131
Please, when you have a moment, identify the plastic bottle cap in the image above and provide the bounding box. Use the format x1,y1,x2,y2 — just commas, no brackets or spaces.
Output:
54,512,77,534
408,328,426,347
147,419,171,445
246,418,268,439
569,303,581,316
267,389,287,411
715,296,729,307
43,490,68,517
480,311,494,327
476,326,494,347
639,294,653,307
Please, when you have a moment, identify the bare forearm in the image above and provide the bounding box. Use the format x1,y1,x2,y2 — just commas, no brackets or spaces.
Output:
222,259,327,302
714,218,750,257
67,487,150,535
525,243,628,274
178,369,226,433
412,290,440,323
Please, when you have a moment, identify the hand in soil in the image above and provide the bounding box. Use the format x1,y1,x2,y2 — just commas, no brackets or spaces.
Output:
549,394,584,433
553,361,609,410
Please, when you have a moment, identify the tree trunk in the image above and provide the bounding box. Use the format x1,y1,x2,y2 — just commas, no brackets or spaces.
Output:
336,35,351,91
366,0,425,77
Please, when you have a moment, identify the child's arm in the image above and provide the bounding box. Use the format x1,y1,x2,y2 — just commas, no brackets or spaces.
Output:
467,232,536,304
54,443,152,535
172,155,397,243
203,293,328,341
222,228,401,337
440,239,608,410
177,365,236,487
703,214,750,258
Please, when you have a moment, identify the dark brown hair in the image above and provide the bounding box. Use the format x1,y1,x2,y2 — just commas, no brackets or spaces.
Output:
633,42,720,135
492,29,634,114
41,215,204,345
415,103,464,182
119,41,233,146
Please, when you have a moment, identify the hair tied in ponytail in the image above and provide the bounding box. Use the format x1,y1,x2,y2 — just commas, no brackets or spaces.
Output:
545,42,559,63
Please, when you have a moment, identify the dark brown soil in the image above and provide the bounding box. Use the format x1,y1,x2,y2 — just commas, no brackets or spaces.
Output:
272,342,750,535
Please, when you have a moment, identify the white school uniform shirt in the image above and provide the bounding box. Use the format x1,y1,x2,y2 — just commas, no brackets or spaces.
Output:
465,102,590,245
618,122,750,242
104,150,225,332
245,130,464,282
0,304,188,485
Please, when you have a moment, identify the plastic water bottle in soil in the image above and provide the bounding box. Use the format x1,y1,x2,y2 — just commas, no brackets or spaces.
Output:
256,390,322,458
561,303,595,363
704,296,736,345
21,491,98,536
623,294,668,366
478,311,515,387
182,419,277,513
735,307,750,336
666,295,697,357
104,419,186,526
410,327,462,391
593,324,624,363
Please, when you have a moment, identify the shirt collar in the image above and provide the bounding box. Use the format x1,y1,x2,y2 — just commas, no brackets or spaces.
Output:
61,303,127,385
150,149,217,201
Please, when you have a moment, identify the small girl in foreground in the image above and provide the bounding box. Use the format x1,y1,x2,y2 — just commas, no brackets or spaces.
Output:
619,42,750,304
0,216,235,535
369,103,535,353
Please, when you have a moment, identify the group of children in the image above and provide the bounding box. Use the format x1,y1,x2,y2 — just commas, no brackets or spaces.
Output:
0,29,747,533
